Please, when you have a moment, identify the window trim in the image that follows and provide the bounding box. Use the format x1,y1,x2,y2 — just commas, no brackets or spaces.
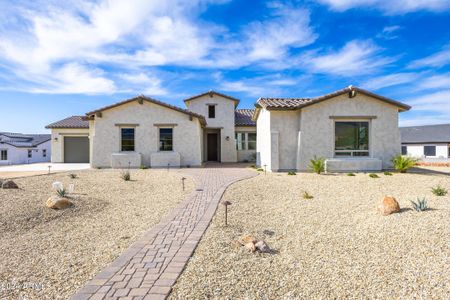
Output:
236,132,256,151
0,149,7,161
158,127,174,152
334,120,370,158
120,127,136,152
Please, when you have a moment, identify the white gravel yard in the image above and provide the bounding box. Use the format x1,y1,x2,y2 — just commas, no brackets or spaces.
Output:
170,170,450,299
0,169,194,300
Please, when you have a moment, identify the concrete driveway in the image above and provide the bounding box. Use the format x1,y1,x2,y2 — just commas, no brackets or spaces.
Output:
0,163,90,178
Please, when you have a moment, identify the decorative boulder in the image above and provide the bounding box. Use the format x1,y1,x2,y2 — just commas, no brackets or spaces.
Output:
2,180,18,189
255,240,271,253
378,196,400,216
46,196,73,210
244,242,256,253
240,235,257,245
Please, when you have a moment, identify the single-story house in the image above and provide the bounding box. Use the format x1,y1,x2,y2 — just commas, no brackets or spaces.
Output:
0,132,51,165
46,91,257,168
400,123,450,159
253,86,411,172
46,86,410,171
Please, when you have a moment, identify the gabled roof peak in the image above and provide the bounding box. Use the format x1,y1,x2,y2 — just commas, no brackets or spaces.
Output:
184,90,240,106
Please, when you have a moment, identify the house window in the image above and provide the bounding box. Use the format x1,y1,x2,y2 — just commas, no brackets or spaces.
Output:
28,150,32,158
0,150,7,161
335,121,369,157
235,132,257,150
208,105,216,118
424,145,436,156
121,128,135,151
401,145,407,155
159,128,173,151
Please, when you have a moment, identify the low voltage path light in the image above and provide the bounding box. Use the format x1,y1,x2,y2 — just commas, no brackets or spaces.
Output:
181,177,186,191
221,200,232,226
48,165,52,174
263,164,267,175
167,163,170,172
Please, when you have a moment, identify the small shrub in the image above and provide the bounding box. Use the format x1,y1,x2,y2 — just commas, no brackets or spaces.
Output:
431,185,448,196
96,166,102,170
288,171,296,175
391,155,418,173
302,191,313,199
250,165,256,169
410,197,428,212
56,188,67,197
121,171,131,181
369,173,379,178
68,173,77,179
308,156,325,174
256,168,264,172
347,173,355,176
140,165,148,170
383,171,393,176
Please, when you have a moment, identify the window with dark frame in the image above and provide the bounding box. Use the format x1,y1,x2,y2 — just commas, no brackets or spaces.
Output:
43,149,47,157
28,149,32,158
424,145,436,156
208,105,215,118
248,133,256,150
335,121,369,157
159,128,173,151
401,145,407,155
121,128,135,151
0,150,7,161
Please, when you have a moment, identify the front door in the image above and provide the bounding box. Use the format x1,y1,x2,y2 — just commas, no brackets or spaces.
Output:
207,133,218,161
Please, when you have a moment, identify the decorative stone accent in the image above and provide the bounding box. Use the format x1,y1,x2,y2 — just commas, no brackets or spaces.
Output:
378,196,400,216
46,196,73,209
2,180,18,189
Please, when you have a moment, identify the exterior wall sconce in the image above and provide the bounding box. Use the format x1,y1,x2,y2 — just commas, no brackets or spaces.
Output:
54,137,58,141
225,136,230,141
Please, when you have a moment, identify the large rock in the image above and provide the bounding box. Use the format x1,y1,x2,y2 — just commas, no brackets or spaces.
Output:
46,196,73,210
244,242,256,253
240,235,257,245
378,196,400,216
255,240,271,253
2,180,18,189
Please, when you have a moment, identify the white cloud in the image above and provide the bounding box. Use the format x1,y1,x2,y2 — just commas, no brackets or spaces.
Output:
362,73,418,90
407,90,450,113
409,44,450,69
119,72,168,96
317,0,450,14
416,73,450,90
301,40,391,76
377,25,402,40
219,74,299,97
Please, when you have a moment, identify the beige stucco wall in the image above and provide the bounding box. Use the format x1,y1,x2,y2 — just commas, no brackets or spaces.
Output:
270,110,301,170
50,128,90,163
235,126,256,162
256,108,272,169
297,93,401,170
185,94,237,162
90,101,203,168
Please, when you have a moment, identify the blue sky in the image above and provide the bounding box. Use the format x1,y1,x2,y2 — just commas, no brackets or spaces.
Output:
1,0,450,133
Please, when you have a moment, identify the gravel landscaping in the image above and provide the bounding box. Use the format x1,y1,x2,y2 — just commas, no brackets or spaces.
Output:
171,170,449,299
0,169,194,300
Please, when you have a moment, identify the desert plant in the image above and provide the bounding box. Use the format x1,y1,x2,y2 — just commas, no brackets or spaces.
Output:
256,168,264,172
347,173,355,176
121,170,131,181
369,173,379,178
68,173,77,179
383,171,393,176
250,165,256,169
431,185,448,196
410,197,428,212
308,156,325,174
302,191,313,199
140,165,148,170
56,188,67,198
391,155,418,173
288,171,296,175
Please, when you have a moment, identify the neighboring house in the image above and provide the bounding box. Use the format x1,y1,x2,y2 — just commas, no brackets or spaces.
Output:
253,86,410,172
46,86,410,171
400,123,450,159
0,132,51,165
46,91,257,167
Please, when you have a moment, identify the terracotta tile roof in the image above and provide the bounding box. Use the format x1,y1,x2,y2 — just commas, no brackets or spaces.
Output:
184,90,240,106
235,109,256,126
45,116,89,129
0,132,51,147
85,96,207,126
256,86,411,111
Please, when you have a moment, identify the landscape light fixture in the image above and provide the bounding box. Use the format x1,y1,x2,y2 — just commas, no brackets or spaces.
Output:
221,200,232,226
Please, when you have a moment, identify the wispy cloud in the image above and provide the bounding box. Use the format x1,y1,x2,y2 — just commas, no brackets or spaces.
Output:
300,40,392,76
416,73,450,90
362,72,418,90
409,44,450,69
377,25,402,40
119,72,168,96
316,0,450,14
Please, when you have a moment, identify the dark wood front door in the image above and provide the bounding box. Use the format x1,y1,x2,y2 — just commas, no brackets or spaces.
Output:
207,133,218,161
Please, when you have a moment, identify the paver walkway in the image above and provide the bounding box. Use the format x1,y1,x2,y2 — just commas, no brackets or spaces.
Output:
71,167,257,300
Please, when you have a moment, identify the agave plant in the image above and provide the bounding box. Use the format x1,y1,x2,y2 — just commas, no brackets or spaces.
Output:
391,155,418,173
308,156,325,174
431,185,448,196
288,171,296,175
302,191,314,199
121,170,131,181
56,188,67,198
410,197,428,212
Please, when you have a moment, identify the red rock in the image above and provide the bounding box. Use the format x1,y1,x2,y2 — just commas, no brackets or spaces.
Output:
378,196,400,216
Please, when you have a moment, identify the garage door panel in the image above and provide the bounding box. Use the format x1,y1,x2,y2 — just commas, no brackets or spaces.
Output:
64,137,89,163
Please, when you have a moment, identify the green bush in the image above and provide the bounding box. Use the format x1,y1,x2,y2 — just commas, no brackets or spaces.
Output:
302,191,314,199
308,156,325,174
288,171,296,175
140,165,148,170
347,173,356,176
68,173,77,179
121,171,131,181
56,188,67,197
383,171,393,176
256,168,264,172
391,155,418,173
369,173,379,178
411,197,428,212
431,185,448,196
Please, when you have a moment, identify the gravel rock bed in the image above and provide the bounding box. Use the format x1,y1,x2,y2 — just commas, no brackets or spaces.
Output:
171,171,449,299
0,169,194,300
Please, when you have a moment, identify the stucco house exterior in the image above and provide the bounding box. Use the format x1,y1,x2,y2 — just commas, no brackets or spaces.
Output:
253,86,411,172
400,123,450,160
0,132,51,165
46,91,257,168
46,86,409,171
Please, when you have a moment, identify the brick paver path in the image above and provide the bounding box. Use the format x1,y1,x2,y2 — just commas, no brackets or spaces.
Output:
71,167,256,300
